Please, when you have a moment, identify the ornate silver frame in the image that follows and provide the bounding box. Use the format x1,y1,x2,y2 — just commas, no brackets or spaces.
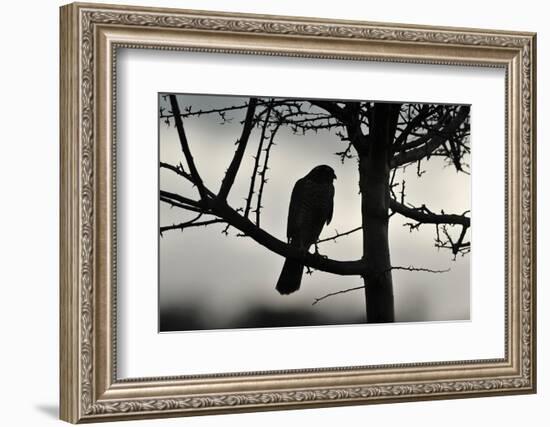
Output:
60,2,536,423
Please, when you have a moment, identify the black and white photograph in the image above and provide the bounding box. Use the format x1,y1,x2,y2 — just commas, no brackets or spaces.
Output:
159,93,471,332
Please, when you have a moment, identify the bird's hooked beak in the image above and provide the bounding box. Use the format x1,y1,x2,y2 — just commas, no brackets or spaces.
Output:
333,172,337,180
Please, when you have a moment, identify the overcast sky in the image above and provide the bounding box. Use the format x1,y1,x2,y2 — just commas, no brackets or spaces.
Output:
159,94,471,332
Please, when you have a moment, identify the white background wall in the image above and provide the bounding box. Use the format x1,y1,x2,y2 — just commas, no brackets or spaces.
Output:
0,0,545,425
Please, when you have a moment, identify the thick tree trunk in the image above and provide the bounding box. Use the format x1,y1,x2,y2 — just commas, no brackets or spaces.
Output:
358,103,401,323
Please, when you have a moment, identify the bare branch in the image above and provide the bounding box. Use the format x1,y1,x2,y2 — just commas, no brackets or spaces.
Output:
218,98,258,200
317,226,362,244
160,99,285,121
161,102,249,120
312,285,364,305
390,189,470,258
391,105,470,168
168,95,209,202
160,214,225,235
389,198,470,227
335,141,354,164
209,199,367,275
160,162,218,201
255,122,282,226
393,104,435,149
160,161,189,179
313,264,450,305
160,196,203,214
160,190,203,210
391,265,450,274
308,100,348,122
435,224,470,258
244,102,273,218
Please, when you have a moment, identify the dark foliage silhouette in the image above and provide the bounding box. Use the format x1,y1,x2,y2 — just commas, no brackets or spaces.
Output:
160,302,365,331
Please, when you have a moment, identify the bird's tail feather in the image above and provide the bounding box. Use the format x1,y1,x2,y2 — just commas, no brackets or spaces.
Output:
276,258,304,295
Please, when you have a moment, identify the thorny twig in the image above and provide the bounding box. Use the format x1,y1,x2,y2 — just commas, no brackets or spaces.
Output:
312,265,450,305
316,227,362,244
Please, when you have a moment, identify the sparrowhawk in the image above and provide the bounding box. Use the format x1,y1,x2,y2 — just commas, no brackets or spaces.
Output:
276,165,336,294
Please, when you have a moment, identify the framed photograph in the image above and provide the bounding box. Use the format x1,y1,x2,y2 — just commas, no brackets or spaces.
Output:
60,2,537,423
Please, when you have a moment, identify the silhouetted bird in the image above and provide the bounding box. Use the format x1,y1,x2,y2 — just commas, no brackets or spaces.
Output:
276,165,336,295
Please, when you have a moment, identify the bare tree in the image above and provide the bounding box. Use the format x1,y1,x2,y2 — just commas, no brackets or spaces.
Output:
159,94,470,323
